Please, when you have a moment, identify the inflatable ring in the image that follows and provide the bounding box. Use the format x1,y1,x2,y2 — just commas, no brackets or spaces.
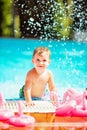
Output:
56,100,76,116
8,115,35,127
0,110,14,121
0,93,14,121
71,106,87,117
8,101,35,127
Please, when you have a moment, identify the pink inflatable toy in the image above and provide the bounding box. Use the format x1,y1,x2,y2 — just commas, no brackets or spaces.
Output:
8,100,35,127
0,93,5,106
70,106,87,117
63,88,83,105
0,110,14,121
0,93,14,121
55,100,76,116
70,88,87,117
50,88,87,117
50,91,76,116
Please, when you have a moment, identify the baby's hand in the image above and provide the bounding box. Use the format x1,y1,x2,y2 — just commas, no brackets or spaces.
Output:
50,91,59,107
25,100,35,106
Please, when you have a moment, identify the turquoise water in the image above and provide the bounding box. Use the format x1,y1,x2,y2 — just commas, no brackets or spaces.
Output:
0,38,87,99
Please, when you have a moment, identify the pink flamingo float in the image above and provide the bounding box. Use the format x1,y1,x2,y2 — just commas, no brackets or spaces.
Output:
70,88,87,117
0,93,35,129
0,93,15,129
63,88,83,105
50,91,76,116
8,100,35,127
0,93,14,121
50,88,87,130
50,88,87,117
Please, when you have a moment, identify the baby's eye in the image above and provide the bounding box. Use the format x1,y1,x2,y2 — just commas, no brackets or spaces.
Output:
37,59,40,62
43,59,47,62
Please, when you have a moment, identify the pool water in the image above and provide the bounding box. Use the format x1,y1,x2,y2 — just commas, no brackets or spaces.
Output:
0,38,87,99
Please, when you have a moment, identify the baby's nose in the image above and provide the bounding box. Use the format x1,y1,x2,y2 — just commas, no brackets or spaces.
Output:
40,61,43,64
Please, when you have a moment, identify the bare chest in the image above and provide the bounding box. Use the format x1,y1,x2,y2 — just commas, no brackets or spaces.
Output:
32,74,49,87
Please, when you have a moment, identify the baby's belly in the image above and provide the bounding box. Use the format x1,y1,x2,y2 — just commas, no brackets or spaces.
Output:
31,89,45,98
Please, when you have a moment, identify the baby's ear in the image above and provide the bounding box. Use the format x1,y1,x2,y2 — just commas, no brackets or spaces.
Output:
32,58,34,63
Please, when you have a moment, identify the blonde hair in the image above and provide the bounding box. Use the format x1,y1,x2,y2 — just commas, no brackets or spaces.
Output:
33,46,51,58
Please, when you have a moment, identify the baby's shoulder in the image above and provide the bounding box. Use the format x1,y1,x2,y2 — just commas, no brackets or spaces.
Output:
27,68,34,76
47,69,53,76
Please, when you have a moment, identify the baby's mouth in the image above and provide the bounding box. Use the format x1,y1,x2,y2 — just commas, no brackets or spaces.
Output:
38,65,44,68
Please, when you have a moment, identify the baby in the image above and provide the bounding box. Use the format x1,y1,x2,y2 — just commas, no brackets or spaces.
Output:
24,46,56,105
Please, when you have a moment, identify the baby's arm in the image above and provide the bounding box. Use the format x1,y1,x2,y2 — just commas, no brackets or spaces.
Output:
48,71,56,92
48,71,58,105
24,72,34,105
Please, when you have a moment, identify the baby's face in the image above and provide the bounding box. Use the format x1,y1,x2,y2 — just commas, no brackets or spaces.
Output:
32,52,50,73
